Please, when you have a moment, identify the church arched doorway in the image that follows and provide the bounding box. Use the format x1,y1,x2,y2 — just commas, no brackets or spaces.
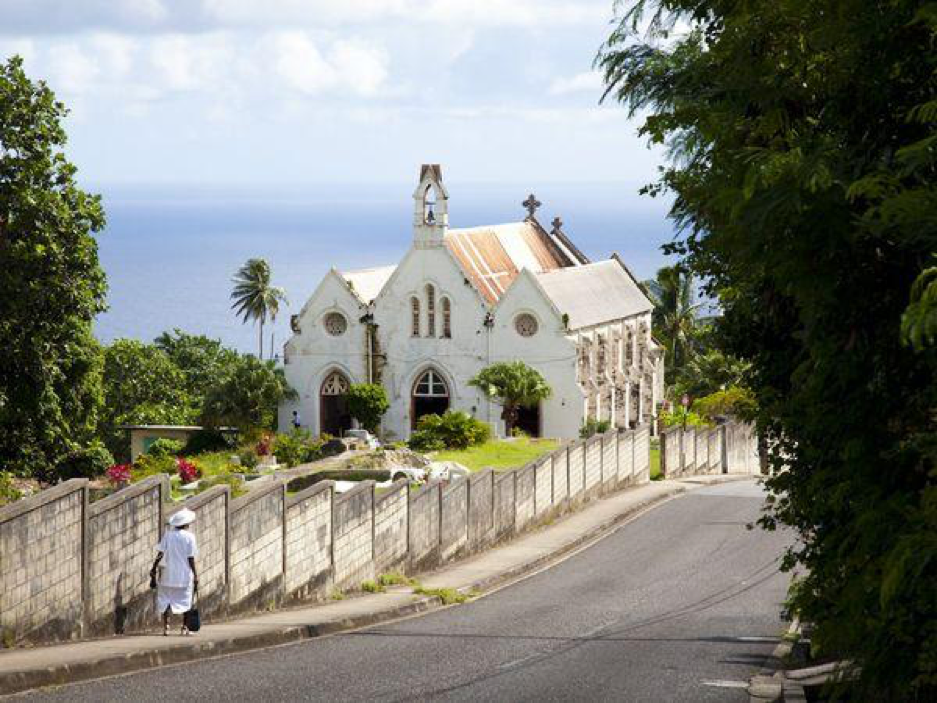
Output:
320,371,352,437
411,369,450,429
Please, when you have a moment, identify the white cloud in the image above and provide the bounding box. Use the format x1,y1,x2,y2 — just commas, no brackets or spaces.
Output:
267,31,388,96
549,71,603,96
47,44,101,94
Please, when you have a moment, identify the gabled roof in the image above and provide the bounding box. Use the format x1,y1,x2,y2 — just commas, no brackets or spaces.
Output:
339,265,397,304
532,259,653,330
444,219,575,304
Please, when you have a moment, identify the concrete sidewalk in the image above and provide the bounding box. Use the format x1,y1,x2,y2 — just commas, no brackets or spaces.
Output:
0,476,748,697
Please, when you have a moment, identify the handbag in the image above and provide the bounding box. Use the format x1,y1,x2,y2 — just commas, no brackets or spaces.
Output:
183,584,201,632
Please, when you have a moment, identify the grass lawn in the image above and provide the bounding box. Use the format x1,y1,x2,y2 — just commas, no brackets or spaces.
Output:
650,447,661,480
433,437,561,472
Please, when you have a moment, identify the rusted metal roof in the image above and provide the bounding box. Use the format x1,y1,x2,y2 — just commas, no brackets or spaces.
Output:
445,220,574,303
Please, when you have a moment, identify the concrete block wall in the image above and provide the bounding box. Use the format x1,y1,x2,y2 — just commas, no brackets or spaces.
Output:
86,476,168,636
493,472,515,539
514,463,536,530
332,482,374,589
660,422,761,478
1,426,657,648
0,480,87,646
440,480,468,560
228,483,285,611
373,481,408,572
585,438,602,495
551,449,568,505
408,482,440,570
285,481,333,600
467,470,494,550
175,486,229,616
568,441,585,502
534,459,552,517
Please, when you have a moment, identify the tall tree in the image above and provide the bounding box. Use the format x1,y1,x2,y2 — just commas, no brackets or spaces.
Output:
642,265,700,382
469,361,552,436
201,355,296,434
230,258,286,359
154,329,241,398
0,57,107,476
598,1,937,697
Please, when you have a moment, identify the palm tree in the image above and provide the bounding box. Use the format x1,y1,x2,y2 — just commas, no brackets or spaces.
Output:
469,361,552,436
230,258,287,359
642,266,701,381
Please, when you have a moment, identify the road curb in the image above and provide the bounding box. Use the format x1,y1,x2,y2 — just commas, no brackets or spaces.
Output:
0,480,715,697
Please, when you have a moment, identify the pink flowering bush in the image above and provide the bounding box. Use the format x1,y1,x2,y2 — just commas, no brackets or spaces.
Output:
176,457,200,483
105,463,132,486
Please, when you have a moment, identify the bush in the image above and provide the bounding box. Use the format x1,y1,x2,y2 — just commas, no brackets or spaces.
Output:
0,472,21,506
146,438,184,458
408,411,489,451
692,386,757,422
58,441,115,480
659,408,712,429
183,429,233,455
237,449,259,471
346,383,390,434
272,429,323,468
579,418,612,439
131,453,175,481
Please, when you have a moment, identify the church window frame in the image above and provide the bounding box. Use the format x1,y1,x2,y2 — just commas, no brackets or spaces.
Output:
413,369,449,398
514,312,539,338
426,284,436,337
411,296,421,337
442,297,451,338
323,311,348,337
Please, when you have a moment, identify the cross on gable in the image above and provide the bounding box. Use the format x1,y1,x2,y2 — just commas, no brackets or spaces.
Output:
551,216,563,232
522,193,541,219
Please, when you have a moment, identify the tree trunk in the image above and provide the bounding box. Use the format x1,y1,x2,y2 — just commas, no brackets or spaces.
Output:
502,404,519,436
259,319,264,359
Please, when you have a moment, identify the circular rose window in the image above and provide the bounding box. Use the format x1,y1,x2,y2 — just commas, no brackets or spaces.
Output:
514,313,538,337
324,312,348,336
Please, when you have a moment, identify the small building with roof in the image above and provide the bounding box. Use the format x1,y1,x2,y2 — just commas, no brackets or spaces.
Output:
280,165,664,441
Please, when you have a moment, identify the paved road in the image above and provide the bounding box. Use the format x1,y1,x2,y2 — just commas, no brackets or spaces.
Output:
20,481,791,702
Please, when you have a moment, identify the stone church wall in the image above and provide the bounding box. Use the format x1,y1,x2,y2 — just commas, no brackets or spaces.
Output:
2,426,671,647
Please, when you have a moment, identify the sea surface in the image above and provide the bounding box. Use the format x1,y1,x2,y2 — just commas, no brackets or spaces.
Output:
93,182,676,355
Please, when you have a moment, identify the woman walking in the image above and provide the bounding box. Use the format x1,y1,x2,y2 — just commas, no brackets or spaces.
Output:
150,508,199,636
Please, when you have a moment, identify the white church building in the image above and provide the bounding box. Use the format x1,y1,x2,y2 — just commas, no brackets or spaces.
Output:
279,165,664,441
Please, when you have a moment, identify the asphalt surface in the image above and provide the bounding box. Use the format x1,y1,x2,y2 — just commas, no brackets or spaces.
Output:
18,480,791,702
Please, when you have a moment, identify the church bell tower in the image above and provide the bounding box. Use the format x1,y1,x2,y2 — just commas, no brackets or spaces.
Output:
413,164,449,248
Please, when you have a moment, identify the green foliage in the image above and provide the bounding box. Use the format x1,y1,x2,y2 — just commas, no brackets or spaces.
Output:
154,329,241,399
674,345,751,400
360,580,385,593
0,472,23,506
659,408,711,429
182,429,234,455
230,258,287,359
901,260,937,350
57,441,114,480
0,57,108,477
377,572,417,587
201,355,296,433
130,453,175,481
408,411,490,451
642,265,701,383
271,429,322,467
346,383,390,434
598,1,937,697
433,437,560,472
469,361,552,435
579,418,612,439
693,386,757,422
146,438,183,458
237,448,259,470
101,339,197,460
413,586,469,605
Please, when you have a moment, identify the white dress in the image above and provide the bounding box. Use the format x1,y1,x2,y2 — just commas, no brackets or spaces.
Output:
156,528,198,614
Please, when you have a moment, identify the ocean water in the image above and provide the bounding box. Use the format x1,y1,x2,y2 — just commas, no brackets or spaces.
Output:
93,182,676,354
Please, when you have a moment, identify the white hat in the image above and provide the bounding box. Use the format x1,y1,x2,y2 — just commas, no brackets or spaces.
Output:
168,508,196,527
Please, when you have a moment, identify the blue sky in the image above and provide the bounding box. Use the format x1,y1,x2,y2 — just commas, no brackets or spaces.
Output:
0,0,663,189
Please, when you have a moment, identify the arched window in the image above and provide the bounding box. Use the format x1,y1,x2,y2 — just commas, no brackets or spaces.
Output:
411,296,420,337
412,368,450,429
424,184,436,224
442,297,451,338
426,284,436,337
